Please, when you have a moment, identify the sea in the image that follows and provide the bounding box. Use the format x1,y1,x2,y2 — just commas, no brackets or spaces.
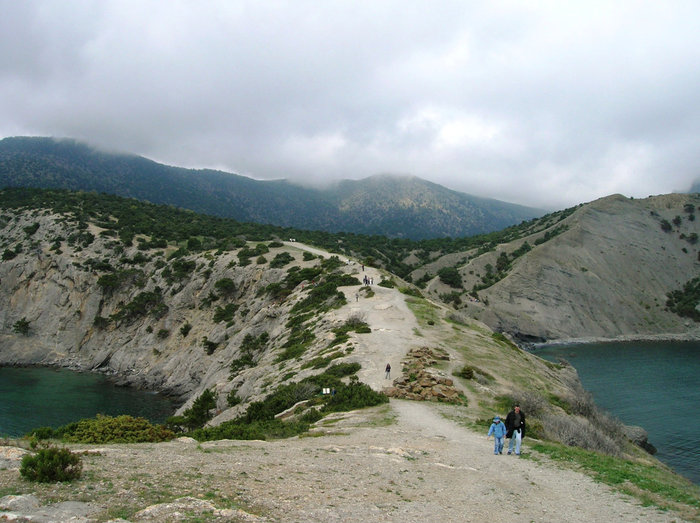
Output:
0,366,176,437
533,340,700,485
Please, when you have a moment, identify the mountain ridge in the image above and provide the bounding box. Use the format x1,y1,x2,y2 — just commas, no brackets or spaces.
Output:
0,136,543,239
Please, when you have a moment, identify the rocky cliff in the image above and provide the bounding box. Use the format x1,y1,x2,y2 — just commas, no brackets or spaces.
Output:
0,209,367,414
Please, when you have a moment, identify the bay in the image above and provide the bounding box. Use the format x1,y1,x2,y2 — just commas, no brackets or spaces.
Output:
533,340,700,485
0,366,176,437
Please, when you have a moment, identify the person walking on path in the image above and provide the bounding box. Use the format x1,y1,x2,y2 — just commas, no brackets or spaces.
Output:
505,404,525,455
487,416,507,455
384,363,391,379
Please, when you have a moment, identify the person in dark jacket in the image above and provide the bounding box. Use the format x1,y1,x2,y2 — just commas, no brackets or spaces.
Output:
505,404,525,455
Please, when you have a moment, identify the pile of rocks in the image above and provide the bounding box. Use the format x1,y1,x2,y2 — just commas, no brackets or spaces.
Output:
383,347,463,403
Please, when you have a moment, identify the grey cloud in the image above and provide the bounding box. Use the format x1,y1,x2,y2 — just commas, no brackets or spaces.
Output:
1,1,699,209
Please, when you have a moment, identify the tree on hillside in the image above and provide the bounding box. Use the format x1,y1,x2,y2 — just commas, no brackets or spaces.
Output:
438,267,463,288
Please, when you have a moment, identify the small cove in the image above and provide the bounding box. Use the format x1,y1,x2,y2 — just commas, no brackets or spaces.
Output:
0,366,176,437
533,340,700,485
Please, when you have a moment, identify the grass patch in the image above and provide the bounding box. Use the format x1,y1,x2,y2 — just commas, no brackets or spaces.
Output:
530,441,700,519
405,297,439,325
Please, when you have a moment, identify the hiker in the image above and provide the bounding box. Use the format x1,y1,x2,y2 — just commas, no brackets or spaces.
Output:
487,415,507,455
384,363,391,379
505,404,526,455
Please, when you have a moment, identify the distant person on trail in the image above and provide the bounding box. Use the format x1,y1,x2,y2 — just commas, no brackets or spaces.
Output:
487,415,507,455
385,363,391,379
505,405,525,455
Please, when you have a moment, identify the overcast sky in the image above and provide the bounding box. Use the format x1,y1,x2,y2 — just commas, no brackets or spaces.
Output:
1,1,699,209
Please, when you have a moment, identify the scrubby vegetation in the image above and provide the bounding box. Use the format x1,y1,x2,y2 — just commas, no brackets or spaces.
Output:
20,444,82,483
191,367,386,441
666,276,700,321
27,415,175,444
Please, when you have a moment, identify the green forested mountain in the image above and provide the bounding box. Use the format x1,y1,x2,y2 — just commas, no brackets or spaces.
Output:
0,136,542,239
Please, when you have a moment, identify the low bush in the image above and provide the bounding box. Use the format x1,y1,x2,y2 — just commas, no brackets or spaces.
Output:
61,414,174,443
226,390,242,407
325,362,361,377
20,444,82,483
213,303,237,323
541,413,621,456
321,376,389,413
270,252,294,268
26,426,56,440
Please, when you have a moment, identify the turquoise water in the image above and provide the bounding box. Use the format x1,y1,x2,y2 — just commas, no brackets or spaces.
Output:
0,366,176,437
533,341,700,485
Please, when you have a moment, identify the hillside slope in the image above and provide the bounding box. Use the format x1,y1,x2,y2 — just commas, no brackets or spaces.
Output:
1,197,699,520
0,201,568,417
0,136,542,239
419,193,700,342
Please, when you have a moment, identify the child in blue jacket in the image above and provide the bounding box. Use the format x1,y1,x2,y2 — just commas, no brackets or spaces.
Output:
487,416,507,455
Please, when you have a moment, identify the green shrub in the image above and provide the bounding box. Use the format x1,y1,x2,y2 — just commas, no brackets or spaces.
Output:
437,267,463,288
325,362,361,377
456,365,474,379
20,444,82,483
203,337,219,355
321,376,388,413
61,415,174,443
214,277,235,296
12,317,30,335
227,390,242,407
213,303,238,323
26,426,56,440
270,252,294,268
23,222,40,236
180,322,192,337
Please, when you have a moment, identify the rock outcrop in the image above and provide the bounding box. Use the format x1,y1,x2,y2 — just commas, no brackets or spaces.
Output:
384,347,462,403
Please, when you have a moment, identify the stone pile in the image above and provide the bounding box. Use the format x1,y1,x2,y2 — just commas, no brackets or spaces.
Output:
383,347,463,403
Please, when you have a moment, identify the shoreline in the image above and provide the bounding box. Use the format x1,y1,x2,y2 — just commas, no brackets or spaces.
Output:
528,330,700,349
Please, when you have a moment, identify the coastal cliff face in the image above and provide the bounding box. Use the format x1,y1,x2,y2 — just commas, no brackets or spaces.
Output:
0,210,351,412
424,194,700,342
